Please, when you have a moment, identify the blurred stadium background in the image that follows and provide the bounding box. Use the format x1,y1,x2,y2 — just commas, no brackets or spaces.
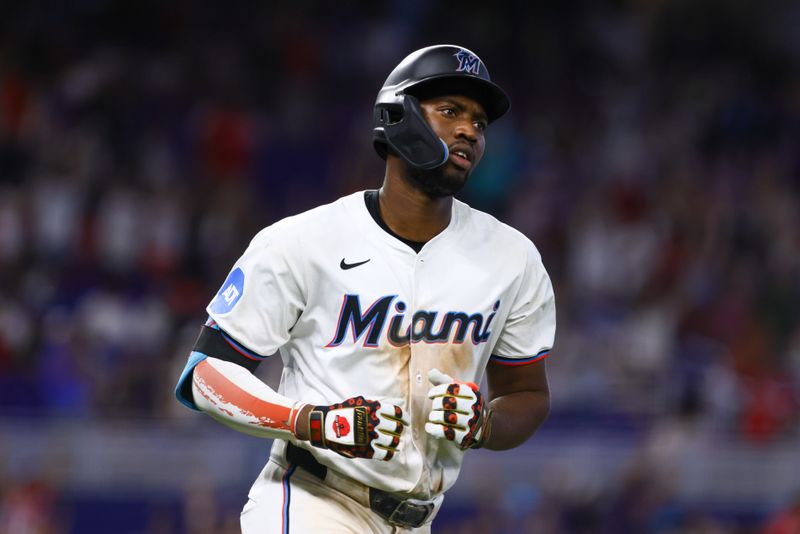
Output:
1,1,799,533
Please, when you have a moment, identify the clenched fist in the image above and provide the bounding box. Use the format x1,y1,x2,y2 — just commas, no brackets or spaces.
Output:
425,369,491,450
308,396,408,461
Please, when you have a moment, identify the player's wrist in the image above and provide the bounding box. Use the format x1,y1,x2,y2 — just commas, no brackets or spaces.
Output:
292,404,314,441
308,408,327,448
471,406,493,449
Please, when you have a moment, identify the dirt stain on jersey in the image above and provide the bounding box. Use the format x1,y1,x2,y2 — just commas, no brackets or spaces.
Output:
380,340,479,488
382,342,412,400
433,468,444,494
417,344,476,445
431,343,474,381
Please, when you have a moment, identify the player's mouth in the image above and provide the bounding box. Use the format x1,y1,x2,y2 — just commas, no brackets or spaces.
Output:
448,145,474,171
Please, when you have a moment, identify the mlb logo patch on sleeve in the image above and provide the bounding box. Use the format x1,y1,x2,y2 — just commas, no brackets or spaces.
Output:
210,267,245,314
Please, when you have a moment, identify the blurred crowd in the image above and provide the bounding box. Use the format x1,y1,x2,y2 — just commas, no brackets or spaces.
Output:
1,1,799,532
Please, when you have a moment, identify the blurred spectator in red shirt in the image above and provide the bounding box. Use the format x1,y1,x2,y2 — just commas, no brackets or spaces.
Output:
763,494,800,534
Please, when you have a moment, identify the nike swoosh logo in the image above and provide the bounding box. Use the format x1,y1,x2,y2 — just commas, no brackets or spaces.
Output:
340,258,371,270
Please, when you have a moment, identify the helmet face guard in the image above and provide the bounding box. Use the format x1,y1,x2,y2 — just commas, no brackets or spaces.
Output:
373,45,510,169
379,95,450,170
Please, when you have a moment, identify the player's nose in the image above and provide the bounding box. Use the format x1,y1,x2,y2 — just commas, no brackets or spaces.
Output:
453,119,480,143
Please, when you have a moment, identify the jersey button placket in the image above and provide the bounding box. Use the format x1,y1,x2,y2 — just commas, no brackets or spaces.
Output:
410,255,425,444
411,256,426,398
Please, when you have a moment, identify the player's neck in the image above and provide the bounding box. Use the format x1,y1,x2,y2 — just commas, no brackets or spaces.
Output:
379,170,453,244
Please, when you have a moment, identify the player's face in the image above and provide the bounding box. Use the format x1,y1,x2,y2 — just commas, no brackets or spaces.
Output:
406,95,487,198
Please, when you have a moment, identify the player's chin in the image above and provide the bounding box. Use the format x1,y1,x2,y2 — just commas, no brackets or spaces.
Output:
437,169,469,196
424,179,465,199
408,164,468,198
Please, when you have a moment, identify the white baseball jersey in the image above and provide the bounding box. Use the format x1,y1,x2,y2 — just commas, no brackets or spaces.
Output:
206,190,556,498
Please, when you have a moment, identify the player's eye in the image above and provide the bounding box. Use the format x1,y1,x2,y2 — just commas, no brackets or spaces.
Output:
440,107,456,117
473,120,487,132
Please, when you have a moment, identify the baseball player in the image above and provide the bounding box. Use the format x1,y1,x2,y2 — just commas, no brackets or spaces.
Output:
175,44,555,533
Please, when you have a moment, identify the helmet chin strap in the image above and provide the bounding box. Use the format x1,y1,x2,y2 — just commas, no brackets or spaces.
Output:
381,95,449,170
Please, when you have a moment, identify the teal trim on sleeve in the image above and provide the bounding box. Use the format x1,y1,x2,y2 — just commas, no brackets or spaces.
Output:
174,351,209,411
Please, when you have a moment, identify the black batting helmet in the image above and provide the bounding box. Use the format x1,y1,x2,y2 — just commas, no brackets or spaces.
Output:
373,44,510,169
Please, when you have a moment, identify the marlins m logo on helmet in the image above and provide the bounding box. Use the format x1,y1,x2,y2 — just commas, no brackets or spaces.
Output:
454,49,481,75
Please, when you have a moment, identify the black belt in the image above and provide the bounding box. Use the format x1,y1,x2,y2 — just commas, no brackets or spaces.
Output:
286,443,435,529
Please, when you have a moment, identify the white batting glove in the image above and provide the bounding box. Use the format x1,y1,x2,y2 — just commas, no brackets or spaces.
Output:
425,369,491,450
309,396,408,461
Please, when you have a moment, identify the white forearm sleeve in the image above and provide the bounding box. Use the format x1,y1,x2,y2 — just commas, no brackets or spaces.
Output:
191,357,306,440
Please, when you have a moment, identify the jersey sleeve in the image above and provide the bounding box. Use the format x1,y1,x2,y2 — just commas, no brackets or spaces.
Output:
490,242,556,365
206,226,306,358
175,224,306,411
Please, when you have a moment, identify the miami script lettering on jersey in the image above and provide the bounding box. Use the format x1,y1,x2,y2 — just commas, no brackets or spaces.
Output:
325,295,500,348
